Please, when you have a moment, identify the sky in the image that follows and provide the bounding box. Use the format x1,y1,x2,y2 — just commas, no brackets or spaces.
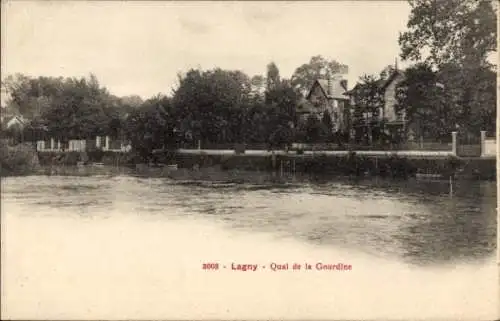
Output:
2,1,413,100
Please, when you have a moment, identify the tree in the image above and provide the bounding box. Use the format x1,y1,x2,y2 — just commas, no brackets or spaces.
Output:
436,63,496,135
172,68,253,144
349,74,385,144
395,63,452,140
265,79,298,123
250,75,266,103
399,1,497,137
1,73,127,140
2,74,63,119
123,95,176,160
265,62,281,104
399,0,497,68
291,55,349,96
41,75,113,139
265,62,280,92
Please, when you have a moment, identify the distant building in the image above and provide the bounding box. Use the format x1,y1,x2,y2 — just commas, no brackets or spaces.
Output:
296,77,350,132
345,64,408,142
379,69,406,136
4,115,26,131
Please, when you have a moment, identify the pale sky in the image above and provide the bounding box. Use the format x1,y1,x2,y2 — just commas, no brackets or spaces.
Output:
2,1,413,99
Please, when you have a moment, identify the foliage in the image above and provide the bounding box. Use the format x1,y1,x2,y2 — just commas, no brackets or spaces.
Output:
291,55,349,96
172,68,252,145
265,62,281,94
1,73,134,140
395,63,451,139
397,0,497,138
399,0,497,68
123,95,176,161
348,74,385,143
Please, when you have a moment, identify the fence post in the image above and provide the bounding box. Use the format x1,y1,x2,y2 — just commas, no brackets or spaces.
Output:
480,130,486,157
105,136,110,151
451,131,457,156
50,138,55,150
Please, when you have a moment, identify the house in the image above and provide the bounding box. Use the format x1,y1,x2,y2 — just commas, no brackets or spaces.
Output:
379,69,406,137
4,115,26,131
345,65,408,142
296,77,350,133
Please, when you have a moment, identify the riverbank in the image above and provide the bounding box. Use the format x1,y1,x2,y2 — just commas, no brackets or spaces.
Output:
0,141,41,176
157,150,495,180
1,145,495,180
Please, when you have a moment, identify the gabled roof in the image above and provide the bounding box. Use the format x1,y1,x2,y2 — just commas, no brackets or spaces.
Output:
306,78,350,101
379,69,405,90
5,115,26,127
345,69,405,96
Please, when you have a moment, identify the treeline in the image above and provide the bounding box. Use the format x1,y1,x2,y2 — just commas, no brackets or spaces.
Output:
1,57,351,161
1,0,497,161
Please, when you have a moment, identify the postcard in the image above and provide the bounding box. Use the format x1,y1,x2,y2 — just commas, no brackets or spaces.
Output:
1,1,498,320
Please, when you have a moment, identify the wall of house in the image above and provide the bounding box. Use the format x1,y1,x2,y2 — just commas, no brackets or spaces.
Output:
309,83,328,112
383,74,404,122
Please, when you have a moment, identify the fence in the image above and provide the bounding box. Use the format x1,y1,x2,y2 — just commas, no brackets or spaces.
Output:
36,136,131,153
481,131,497,158
197,141,453,152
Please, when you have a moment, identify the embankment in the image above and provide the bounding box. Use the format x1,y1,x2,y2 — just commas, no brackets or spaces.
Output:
156,150,496,180
3,147,496,180
0,141,41,176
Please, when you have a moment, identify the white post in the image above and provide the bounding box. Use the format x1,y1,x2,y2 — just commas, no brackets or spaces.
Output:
57,140,61,151
198,140,201,150
451,131,457,156
105,136,110,151
480,130,486,157
96,136,101,149
37,141,44,151
50,138,55,150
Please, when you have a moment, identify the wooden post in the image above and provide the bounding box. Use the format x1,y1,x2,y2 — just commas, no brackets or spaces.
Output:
480,130,486,157
451,131,457,156
449,175,453,197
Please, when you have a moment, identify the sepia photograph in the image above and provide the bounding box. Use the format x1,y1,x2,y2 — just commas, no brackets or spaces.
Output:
1,0,498,320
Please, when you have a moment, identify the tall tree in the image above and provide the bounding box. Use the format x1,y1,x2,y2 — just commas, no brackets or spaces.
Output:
265,62,280,93
172,68,253,144
123,95,176,160
349,74,385,144
250,75,266,103
399,0,497,136
399,0,497,68
395,63,453,139
291,55,349,96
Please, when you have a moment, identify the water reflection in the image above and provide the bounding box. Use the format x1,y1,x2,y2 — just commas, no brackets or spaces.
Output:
1,174,496,266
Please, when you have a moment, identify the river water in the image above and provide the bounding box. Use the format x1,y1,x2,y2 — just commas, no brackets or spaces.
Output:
1,173,498,319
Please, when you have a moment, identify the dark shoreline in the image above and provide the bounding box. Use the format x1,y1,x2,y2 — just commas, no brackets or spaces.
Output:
1,142,496,181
